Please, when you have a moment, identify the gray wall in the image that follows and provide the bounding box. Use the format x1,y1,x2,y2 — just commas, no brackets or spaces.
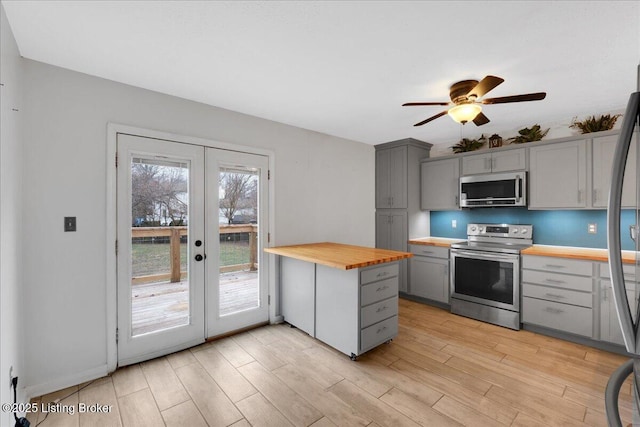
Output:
20,59,375,395
1,4,24,424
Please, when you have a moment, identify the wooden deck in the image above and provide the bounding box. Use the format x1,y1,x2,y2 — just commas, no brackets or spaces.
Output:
131,271,259,336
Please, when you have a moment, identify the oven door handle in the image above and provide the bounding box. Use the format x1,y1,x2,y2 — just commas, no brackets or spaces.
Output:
452,249,518,262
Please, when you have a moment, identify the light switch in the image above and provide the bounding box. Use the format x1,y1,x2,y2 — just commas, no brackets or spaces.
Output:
452,220,457,229
64,217,76,232
588,223,597,234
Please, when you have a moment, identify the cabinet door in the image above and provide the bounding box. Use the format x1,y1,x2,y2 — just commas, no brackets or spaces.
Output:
389,146,408,208
421,158,460,210
375,212,390,249
492,148,526,173
529,140,587,208
409,256,449,303
375,211,407,251
600,280,636,345
462,153,492,175
375,149,391,208
592,134,637,208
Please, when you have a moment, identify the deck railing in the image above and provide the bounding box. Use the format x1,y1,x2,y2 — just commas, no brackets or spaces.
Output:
131,224,258,285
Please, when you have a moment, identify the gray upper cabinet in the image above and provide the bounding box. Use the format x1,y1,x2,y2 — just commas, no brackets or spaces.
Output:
592,133,637,208
461,148,526,175
529,139,588,209
421,157,460,210
376,145,408,209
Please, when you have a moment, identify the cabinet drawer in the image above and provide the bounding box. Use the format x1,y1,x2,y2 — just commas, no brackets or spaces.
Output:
409,245,449,259
361,277,398,306
522,297,592,337
523,255,592,276
522,269,592,292
522,283,592,308
361,297,398,328
360,316,398,352
360,263,399,285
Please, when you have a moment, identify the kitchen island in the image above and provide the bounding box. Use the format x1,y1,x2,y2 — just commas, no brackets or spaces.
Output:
265,242,412,360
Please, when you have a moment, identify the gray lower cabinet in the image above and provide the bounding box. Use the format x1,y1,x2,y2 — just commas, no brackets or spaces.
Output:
280,257,315,336
521,255,594,338
599,262,638,345
376,210,408,292
408,245,449,304
281,257,399,359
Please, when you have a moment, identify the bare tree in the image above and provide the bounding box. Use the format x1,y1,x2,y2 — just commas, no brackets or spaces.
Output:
219,171,256,224
131,162,188,226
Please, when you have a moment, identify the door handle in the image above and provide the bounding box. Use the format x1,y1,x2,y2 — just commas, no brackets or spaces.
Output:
195,254,204,261
630,225,639,242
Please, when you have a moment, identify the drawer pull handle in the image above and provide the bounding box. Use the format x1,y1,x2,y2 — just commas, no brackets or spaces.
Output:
545,278,566,284
544,307,564,314
376,306,388,313
421,250,434,254
544,293,565,299
376,326,387,334
376,285,389,292
544,264,566,269
376,272,389,278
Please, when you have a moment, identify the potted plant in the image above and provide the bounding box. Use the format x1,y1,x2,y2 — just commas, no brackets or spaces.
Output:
507,125,549,144
569,113,621,133
451,134,487,153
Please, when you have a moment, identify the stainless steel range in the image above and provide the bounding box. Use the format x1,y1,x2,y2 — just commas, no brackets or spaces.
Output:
450,223,533,330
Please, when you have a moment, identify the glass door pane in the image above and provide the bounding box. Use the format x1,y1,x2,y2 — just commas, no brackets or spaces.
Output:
130,157,190,336
206,149,269,337
218,166,260,316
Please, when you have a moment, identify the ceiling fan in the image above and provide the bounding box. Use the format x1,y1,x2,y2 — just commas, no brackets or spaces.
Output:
403,75,546,126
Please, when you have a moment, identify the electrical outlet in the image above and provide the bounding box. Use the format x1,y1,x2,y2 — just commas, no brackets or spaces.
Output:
452,220,457,229
588,223,597,234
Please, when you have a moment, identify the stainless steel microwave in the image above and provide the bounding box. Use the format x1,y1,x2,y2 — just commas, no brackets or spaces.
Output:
459,171,527,207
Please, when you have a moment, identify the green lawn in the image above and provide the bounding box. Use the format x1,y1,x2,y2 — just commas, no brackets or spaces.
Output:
132,241,250,276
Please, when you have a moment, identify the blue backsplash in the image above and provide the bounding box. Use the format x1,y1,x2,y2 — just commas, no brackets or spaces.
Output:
430,208,638,251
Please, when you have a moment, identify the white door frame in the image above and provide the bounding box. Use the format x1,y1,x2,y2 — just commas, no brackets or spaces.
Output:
106,123,278,372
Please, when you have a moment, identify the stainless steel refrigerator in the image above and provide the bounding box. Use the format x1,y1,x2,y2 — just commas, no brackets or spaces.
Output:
605,86,640,425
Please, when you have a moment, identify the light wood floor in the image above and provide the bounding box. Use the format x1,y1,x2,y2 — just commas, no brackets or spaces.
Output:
28,299,635,426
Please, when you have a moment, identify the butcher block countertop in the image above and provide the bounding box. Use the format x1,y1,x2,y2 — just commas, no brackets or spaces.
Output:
264,242,412,270
522,245,637,265
408,237,465,247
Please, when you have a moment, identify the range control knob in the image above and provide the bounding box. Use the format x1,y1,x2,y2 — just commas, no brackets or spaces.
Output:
470,226,477,232
512,228,519,234
522,228,529,234
479,227,484,232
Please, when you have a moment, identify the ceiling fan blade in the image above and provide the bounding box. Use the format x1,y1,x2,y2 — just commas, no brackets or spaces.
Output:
482,92,547,104
413,110,448,126
467,75,504,99
473,112,490,126
402,102,450,106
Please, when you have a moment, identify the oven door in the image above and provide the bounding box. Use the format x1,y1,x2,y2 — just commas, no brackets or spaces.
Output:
450,249,520,312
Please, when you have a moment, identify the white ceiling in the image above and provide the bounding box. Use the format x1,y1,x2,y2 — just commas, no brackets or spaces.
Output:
2,1,639,148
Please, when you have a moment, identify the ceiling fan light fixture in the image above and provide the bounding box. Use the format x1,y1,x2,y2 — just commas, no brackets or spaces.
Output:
448,103,482,124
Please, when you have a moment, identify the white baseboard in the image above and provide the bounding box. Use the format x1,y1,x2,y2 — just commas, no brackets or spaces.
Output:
24,364,110,401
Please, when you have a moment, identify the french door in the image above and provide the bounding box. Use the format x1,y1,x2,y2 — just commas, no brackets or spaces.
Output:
117,133,269,366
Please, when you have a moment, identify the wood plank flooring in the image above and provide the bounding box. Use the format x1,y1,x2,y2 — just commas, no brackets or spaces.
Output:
28,299,635,426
